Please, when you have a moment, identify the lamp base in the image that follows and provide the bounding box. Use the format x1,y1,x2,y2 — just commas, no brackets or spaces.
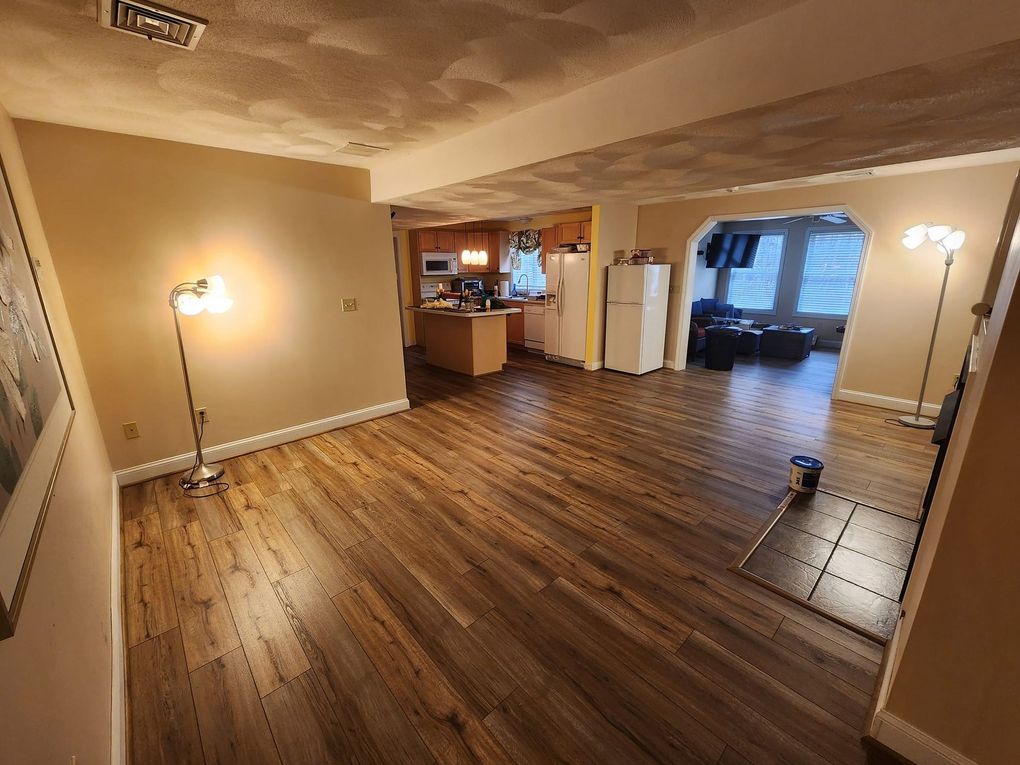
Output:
180,461,225,490
898,414,936,430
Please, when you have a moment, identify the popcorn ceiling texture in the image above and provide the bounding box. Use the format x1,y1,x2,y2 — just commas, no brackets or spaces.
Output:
386,39,1020,221
0,0,797,164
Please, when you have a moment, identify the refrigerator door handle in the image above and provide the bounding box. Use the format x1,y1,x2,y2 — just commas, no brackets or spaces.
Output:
557,272,564,316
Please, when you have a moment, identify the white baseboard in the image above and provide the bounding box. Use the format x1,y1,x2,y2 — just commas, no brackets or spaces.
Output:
871,710,976,765
837,389,941,417
663,358,677,370
109,474,125,765
114,398,410,486
584,360,604,371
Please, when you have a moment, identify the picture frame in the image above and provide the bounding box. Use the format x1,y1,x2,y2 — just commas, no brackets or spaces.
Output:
0,151,75,641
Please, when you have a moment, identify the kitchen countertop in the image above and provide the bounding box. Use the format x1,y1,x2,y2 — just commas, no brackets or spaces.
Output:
406,306,522,318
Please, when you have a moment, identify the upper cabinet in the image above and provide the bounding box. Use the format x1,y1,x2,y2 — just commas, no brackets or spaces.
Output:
556,220,592,246
416,229,457,252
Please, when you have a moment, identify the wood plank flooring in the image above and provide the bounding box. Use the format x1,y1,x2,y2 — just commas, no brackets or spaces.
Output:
123,347,936,764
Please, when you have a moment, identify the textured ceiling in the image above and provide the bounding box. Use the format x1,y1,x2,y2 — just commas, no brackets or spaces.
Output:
0,0,798,164
387,39,1020,222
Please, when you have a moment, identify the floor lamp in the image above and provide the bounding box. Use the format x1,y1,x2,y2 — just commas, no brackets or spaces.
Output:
169,275,233,489
898,223,966,429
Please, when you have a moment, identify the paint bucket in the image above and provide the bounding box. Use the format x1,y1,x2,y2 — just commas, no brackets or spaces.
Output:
789,456,824,493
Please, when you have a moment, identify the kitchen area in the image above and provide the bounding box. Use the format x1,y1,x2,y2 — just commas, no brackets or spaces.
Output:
403,206,670,378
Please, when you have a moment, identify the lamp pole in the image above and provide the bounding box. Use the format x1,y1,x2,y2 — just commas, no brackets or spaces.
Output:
169,279,224,488
899,249,955,429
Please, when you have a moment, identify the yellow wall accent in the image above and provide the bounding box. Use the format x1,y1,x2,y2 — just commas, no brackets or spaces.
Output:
584,206,602,364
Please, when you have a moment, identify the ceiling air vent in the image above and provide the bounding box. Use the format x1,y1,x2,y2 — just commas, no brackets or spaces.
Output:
98,0,207,50
334,142,390,158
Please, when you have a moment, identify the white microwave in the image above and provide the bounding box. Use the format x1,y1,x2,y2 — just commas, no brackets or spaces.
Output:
421,252,459,276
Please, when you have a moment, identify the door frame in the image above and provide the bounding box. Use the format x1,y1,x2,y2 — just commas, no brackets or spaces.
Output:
393,233,411,347
673,204,873,402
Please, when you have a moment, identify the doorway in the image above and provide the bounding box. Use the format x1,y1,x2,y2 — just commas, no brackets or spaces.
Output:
675,206,871,401
393,234,409,347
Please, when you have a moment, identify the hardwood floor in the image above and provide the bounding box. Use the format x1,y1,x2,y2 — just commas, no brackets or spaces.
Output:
122,348,936,764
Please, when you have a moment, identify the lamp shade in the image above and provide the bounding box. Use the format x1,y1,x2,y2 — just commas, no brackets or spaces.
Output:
902,232,927,250
204,295,234,314
940,229,966,251
926,225,953,243
177,292,206,315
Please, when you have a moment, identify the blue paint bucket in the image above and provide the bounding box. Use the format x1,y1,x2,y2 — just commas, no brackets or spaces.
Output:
789,456,824,493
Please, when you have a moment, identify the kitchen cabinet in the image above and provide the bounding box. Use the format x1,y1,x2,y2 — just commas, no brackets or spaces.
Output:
557,220,592,246
506,309,525,346
417,229,456,252
539,226,556,273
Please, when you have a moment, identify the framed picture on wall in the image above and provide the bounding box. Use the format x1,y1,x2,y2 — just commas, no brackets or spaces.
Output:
0,153,75,640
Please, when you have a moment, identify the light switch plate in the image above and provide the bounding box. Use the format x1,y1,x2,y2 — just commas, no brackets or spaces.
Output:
122,422,140,439
341,297,358,312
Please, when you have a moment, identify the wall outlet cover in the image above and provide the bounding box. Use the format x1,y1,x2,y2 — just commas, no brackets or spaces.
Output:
122,422,140,439
341,298,358,312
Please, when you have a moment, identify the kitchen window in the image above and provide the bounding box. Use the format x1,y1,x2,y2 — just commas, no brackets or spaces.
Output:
796,230,865,316
726,233,785,311
511,248,546,292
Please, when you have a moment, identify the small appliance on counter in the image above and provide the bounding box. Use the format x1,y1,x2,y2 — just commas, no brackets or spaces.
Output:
498,280,510,297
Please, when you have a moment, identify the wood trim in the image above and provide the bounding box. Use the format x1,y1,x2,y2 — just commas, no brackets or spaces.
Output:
836,389,942,417
114,398,410,486
111,473,127,765
870,710,978,765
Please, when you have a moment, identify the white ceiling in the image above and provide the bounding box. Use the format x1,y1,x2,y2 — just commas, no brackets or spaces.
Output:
387,39,1020,223
3,1,1020,226
0,0,797,165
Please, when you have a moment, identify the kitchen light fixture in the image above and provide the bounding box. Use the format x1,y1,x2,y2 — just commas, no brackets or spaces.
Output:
459,221,488,267
168,275,233,490
898,223,965,429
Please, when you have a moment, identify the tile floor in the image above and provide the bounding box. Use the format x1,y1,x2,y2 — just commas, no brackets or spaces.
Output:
740,491,919,639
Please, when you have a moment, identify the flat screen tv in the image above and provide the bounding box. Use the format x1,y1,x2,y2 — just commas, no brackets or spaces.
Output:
705,233,760,268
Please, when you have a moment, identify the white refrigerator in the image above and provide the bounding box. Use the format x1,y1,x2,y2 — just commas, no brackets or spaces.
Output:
605,264,671,374
544,249,590,366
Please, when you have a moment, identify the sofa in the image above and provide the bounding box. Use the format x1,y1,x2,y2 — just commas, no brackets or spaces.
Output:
692,298,743,325
688,321,707,359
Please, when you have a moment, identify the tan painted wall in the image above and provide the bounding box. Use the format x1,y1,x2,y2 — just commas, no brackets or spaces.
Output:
883,188,1020,763
636,163,1020,405
588,204,638,365
0,107,115,762
16,121,408,471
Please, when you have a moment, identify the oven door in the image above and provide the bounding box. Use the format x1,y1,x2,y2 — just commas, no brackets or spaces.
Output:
422,253,458,276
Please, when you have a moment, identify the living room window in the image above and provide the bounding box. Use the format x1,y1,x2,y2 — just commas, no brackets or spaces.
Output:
796,230,866,316
726,233,785,311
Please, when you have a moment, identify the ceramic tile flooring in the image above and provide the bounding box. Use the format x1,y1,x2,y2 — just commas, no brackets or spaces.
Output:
741,490,919,639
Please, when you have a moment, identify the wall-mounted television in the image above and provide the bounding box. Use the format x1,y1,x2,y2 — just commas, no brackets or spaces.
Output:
705,233,760,268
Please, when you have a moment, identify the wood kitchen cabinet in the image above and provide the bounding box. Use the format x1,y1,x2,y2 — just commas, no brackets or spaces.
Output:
539,226,556,273
556,220,592,246
417,229,456,252
506,310,525,346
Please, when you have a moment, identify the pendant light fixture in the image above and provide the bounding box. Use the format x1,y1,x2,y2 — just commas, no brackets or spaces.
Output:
461,220,472,265
459,220,488,267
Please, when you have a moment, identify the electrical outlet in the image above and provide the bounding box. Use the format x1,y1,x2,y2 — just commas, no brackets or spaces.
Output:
122,422,140,440
341,297,358,312
195,407,209,424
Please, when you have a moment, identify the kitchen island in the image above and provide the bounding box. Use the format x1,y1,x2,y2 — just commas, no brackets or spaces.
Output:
406,306,522,376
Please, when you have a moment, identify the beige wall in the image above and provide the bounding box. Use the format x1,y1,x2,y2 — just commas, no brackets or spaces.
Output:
589,204,638,365
881,181,1020,763
0,108,115,761
16,121,408,471
636,163,1020,406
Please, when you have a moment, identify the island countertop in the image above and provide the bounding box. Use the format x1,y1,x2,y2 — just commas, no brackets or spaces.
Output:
405,306,522,317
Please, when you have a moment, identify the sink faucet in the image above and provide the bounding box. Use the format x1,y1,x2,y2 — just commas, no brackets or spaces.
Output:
516,273,529,297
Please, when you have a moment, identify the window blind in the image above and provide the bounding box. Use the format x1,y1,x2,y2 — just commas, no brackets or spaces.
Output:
726,234,784,311
796,231,865,316
511,249,547,291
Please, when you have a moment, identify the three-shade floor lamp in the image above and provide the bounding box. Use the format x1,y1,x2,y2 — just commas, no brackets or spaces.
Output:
899,223,966,429
169,275,233,490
